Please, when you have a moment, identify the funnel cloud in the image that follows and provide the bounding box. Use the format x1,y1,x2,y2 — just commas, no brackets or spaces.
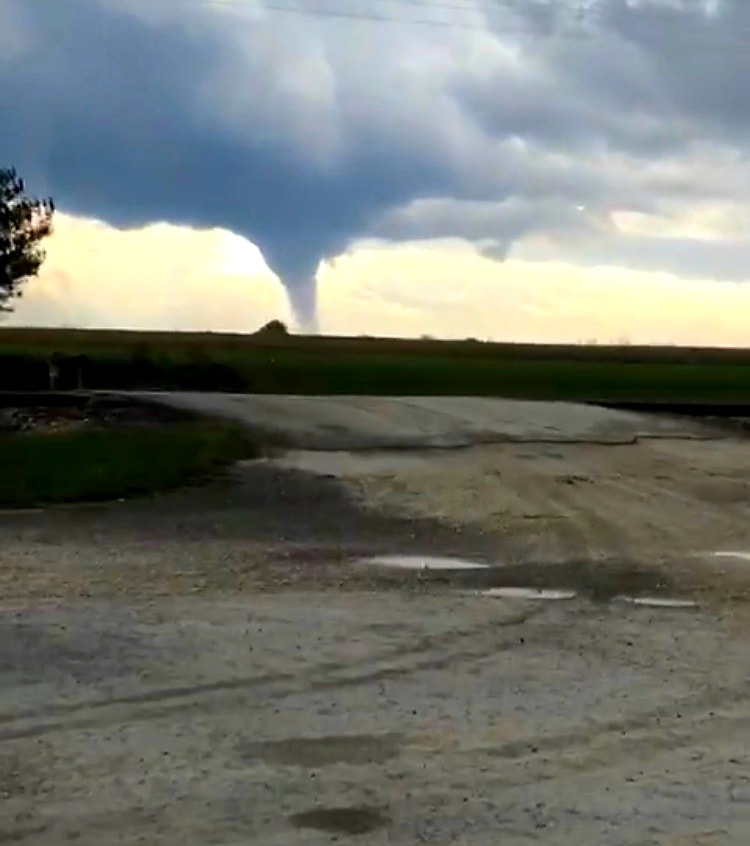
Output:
2,0,750,327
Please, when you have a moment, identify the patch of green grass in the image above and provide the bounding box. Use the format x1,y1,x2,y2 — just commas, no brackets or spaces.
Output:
0,421,257,508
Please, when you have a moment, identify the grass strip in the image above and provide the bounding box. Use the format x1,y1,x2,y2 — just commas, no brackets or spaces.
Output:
0,420,256,507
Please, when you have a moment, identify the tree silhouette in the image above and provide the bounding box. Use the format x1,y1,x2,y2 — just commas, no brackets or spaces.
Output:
0,167,54,312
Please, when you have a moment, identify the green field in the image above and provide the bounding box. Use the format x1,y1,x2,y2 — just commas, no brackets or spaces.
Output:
0,419,256,508
3,326,750,404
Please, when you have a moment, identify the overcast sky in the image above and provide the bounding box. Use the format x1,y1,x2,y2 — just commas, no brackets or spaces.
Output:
3,0,750,343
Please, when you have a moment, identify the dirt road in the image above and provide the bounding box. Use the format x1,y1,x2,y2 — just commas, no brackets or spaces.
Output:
3,397,750,844
273,437,750,602
3,591,749,846
124,392,711,449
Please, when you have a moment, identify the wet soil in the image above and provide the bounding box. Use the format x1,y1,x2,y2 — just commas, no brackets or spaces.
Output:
0,459,712,605
0,462,504,601
289,806,390,835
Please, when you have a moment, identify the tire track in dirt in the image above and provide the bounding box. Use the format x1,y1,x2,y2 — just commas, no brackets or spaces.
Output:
449,680,750,790
513,450,729,562
7,600,730,782
567,474,688,560
545,478,633,562
342,438,750,584
0,606,538,742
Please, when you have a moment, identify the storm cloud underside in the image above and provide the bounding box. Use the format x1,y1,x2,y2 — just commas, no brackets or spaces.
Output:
3,0,750,326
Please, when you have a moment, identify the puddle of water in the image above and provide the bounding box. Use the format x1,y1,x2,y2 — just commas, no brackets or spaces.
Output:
289,806,389,835
613,595,697,609
241,733,402,767
360,555,488,571
709,551,750,562
478,587,577,600
467,560,672,601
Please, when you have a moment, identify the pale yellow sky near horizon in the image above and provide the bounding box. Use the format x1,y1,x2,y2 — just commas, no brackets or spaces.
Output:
7,210,750,347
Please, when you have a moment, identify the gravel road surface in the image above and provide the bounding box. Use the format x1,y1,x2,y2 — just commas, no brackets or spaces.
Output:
122,392,715,449
3,396,750,845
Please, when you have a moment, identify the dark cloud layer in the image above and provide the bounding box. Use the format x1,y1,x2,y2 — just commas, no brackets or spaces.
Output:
0,0,450,324
2,0,750,324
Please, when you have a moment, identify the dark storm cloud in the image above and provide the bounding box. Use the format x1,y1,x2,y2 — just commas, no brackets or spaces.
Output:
375,195,596,259
585,0,750,141
3,0,750,324
0,0,450,324
455,1,735,158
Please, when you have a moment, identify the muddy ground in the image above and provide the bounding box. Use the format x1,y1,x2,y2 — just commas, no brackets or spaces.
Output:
3,423,750,843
